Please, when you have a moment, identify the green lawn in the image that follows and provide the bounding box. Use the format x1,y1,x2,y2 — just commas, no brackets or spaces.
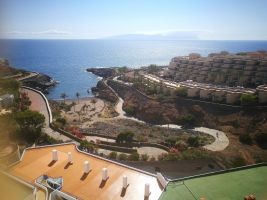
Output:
160,166,267,200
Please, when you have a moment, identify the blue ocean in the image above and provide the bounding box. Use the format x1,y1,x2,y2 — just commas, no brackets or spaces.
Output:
0,39,267,99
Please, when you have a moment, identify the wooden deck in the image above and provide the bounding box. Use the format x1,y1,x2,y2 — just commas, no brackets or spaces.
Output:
8,144,163,200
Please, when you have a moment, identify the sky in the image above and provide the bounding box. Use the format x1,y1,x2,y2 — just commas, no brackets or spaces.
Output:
0,0,267,40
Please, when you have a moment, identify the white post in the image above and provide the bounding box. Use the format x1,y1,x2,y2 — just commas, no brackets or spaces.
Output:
122,175,127,188
102,168,108,181
144,183,150,197
83,161,90,173
52,149,58,161
67,152,72,163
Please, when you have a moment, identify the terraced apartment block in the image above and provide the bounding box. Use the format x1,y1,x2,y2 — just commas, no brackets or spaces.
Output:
159,51,267,104
165,51,267,87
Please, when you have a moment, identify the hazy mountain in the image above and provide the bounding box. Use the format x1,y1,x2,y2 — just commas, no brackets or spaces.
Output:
104,31,200,40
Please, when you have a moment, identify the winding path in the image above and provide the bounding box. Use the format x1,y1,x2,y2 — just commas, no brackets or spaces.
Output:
104,79,230,151
22,84,229,152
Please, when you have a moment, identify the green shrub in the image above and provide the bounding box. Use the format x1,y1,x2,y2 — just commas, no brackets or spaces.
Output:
116,131,135,143
123,105,135,115
108,151,117,159
128,152,139,161
231,156,246,167
80,140,95,152
187,136,200,147
239,133,252,145
176,114,196,128
118,153,128,161
240,93,257,106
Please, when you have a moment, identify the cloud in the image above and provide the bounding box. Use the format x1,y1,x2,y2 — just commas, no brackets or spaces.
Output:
4,29,72,35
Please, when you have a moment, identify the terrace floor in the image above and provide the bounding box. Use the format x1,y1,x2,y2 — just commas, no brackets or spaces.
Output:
159,165,267,200
8,143,163,200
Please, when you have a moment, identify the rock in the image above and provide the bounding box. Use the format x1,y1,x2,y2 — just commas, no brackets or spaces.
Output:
87,68,114,78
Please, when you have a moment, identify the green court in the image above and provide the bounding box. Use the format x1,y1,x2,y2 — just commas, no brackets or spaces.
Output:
160,165,267,200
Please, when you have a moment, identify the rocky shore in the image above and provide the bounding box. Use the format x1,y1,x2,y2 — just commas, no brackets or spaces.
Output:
86,67,115,78
21,73,56,93
0,58,56,93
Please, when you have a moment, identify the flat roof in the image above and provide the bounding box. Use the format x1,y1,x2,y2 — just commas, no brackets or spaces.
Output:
159,165,267,200
8,143,163,200
0,172,34,200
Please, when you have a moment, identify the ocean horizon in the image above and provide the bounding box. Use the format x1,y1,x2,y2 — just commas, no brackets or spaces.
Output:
0,39,267,99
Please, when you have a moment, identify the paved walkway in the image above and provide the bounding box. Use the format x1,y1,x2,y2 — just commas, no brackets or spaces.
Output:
22,88,73,142
109,78,230,152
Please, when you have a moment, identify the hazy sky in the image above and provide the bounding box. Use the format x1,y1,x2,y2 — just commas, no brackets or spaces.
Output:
1,0,267,40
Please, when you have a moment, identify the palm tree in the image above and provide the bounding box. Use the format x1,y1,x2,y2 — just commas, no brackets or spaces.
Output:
76,92,80,104
60,93,67,104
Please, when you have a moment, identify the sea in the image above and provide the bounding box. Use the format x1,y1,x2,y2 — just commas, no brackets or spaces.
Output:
0,39,267,99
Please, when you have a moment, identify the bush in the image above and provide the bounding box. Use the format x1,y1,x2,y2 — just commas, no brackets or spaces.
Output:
123,105,135,115
116,131,135,143
80,140,95,152
231,156,246,167
140,154,149,161
175,87,187,97
239,133,252,145
175,140,188,151
128,152,139,161
176,114,196,128
187,136,200,147
108,151,117,159
118,153,128,161
240,94,257,106
255,133,267,149
56,117,66,126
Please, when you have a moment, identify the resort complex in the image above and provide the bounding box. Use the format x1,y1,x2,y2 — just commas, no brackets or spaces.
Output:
127,51,267,105
1,52,267,200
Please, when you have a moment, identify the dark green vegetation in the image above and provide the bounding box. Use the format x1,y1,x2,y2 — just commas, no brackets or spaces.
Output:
116,131,135,143
175,87,187,97
79,140,96,153
15,110,45,143
240,93,258,106
160,166,267,200
0,78,20,96
0,78,48,145
176,114,196,128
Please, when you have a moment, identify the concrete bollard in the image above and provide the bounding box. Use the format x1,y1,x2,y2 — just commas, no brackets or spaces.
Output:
102,168,108,181
52,149,58,161
83,161,90,173
67,152,72,163
122,175,127,188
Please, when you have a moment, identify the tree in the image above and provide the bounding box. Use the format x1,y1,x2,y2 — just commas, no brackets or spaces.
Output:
76,92,80,104
240,93,257,106
60,93,67,104
15,110,45,143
